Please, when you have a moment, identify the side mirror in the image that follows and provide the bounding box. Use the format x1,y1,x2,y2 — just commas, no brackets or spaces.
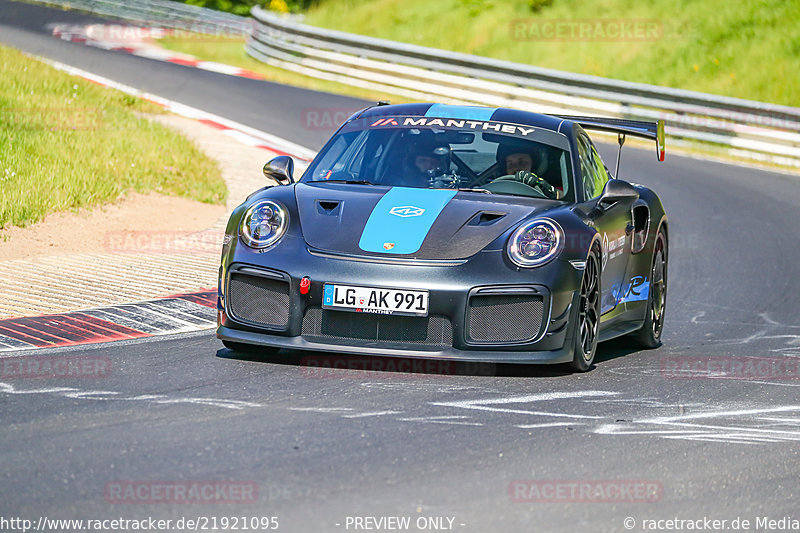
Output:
263,156,295,185
598,179,639,208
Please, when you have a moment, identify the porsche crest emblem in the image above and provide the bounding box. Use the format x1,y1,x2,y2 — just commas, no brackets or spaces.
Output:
383,242,395,250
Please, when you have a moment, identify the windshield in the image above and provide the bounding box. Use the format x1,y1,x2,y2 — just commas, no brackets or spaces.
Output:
301,116,574,201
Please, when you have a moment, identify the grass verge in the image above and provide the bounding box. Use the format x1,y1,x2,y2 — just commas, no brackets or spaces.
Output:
0,44,226,229
303,0,800,107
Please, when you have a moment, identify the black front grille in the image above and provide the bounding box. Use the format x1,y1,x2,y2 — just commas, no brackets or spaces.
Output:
228,273,290,328
468,294,544,343
302,307,451,349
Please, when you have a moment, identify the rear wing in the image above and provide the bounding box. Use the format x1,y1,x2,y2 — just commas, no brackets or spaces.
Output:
557,116,666,162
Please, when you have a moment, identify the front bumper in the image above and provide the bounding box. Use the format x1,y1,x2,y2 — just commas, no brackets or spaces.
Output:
217,324,574,363
216,235,582,364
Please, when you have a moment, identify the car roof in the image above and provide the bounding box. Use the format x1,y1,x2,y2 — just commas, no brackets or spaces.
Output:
356,103,568,133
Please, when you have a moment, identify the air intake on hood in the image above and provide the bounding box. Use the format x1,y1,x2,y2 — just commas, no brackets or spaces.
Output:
468,211,507,226
317,200,341,215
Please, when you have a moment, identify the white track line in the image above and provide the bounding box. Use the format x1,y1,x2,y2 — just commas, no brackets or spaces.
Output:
34,56,316,161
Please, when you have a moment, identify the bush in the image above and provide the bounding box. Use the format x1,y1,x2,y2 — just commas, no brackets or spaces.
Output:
528,0,553,12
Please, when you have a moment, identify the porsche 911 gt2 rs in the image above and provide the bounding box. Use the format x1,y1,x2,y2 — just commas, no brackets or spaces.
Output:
216,103,668,371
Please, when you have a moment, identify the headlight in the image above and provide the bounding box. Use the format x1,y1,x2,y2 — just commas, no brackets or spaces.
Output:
507,218,563,267
239,200,288,249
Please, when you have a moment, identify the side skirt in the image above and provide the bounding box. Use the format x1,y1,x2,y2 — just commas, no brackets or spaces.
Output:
598,319,644,343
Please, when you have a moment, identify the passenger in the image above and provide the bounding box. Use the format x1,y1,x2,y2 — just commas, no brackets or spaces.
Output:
495,145,559,198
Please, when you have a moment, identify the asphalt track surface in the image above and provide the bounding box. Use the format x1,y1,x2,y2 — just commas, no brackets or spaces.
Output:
2,2,800,531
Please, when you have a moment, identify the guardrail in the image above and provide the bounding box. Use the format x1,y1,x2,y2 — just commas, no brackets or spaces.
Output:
247,6,800,168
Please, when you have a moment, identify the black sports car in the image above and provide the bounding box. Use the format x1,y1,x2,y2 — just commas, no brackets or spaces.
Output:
216,103,668,371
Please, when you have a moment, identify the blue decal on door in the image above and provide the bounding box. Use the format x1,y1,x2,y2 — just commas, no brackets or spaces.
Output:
618,276,650,304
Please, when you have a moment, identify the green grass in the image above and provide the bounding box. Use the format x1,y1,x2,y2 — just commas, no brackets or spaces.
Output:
160,1,800,107
302,0,800,107
0,45,226,229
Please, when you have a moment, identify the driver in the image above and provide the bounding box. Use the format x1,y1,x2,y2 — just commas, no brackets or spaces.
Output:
495,144,559,198
505,151,539,176
403,139,452,187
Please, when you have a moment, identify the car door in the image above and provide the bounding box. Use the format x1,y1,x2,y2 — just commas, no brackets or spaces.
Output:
576,131,633,315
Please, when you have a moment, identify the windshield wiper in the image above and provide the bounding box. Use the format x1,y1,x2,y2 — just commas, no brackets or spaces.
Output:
307,179,375,185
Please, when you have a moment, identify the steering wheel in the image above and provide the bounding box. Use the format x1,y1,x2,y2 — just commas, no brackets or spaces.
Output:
492,171,558,199
482,179,548,199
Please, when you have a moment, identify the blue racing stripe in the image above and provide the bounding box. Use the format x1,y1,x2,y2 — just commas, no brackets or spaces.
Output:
359,187,457,254
425,104,496,121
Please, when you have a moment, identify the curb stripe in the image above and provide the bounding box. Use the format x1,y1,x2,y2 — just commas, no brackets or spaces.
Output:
0,326,54,347
52,25,264,81
5,317,114,344
0,333,34,348
166,57,199,67
102,305,194,331
79,309,166,335
0,323,72,345
138,300,216,326
68,314,149,337
173,292,217,308
0,291,217,353
198,119,228,130
27,314,130,339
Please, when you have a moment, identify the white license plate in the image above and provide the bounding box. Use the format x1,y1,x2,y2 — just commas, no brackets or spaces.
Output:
322,284,429,317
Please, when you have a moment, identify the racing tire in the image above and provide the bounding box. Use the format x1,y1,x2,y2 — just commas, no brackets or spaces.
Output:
631,229,667,349
570,247,601,372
